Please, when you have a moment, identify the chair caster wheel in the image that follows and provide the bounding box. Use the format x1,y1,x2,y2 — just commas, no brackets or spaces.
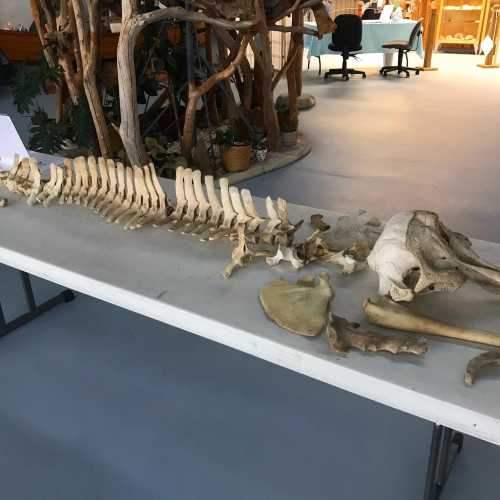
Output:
382,72,387,77
379,69,384,74
342,75,349,81
362,74,367,79
416,70,420,76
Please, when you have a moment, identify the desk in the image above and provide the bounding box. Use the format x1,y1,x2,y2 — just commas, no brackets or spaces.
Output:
304,20,423,72
1,170,499,499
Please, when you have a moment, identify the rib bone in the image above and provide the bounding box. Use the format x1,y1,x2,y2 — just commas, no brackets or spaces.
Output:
465,351,500,386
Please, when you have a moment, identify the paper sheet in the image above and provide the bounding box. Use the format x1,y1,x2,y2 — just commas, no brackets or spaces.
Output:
0,115,29,171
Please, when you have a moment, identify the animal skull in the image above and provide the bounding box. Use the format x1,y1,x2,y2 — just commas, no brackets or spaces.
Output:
367,210,500,302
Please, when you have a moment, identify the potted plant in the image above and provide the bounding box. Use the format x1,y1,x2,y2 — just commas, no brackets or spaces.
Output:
275,101,299,147
253,137,268,162
221,124,252,173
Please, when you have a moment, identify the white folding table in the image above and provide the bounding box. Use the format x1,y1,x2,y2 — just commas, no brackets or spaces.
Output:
1,176,499,500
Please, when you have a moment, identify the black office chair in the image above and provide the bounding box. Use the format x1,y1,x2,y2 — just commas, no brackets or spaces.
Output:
379,20,423,78
324,14,366,81
362,8,380,20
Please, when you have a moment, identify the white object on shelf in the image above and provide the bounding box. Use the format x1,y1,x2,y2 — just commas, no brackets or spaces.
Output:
0,115,29,171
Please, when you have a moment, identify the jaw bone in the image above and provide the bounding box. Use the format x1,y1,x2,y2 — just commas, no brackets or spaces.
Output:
327,314,427,356
363,295,500,349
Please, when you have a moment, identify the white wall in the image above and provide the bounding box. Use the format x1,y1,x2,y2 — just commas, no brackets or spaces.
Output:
0,1,33,28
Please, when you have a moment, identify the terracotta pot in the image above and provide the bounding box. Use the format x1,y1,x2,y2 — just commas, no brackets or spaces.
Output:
281,131,298,147
223,144,252,172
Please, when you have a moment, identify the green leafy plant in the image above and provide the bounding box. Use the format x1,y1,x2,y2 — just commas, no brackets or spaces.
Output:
29,108,68,154
12,60,63,115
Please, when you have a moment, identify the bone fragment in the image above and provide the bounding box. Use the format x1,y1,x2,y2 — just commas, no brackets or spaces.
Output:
44,166,64,207
327,315,427,356
0,198,7,207
241,189,264,233
149,164,168,224
209,177,235,240
465,351,500,386
259,273,333,337
109,166,135,223
310,213,330,232
363,295,500,349
89,157,108,209
26,158,41,205
85,156,99,206
223,224,253,278
37,163,58,205
266,245,304,269
124,165,148,229
60,159,74,204
191,170,210,228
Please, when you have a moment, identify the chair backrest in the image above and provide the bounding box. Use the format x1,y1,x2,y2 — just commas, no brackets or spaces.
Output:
331,14,363,50
408,19,423,48
362,8,379,20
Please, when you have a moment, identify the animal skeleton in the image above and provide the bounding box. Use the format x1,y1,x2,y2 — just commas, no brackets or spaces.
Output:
0,156,301,277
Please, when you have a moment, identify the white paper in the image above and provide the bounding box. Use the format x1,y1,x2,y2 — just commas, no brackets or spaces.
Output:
481,36,494,57
0,115,29,171
379,5,394,22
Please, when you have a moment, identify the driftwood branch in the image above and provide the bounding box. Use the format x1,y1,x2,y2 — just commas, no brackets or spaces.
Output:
72,0,112,157
269,24,318,36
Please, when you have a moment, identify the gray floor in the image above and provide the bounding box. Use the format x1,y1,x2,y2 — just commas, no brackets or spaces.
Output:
1,53,500,499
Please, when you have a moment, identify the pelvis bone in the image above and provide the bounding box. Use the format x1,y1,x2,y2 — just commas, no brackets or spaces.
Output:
367,211,500,302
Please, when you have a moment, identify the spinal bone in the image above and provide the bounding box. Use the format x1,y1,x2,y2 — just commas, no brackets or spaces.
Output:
367,210,500,302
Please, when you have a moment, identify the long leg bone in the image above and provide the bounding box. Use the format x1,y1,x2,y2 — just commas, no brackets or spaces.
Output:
327,315,427,356
363,295,500,349
465,351,500,386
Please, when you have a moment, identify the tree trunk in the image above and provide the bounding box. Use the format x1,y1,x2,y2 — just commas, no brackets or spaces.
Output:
72,0,112,157
117,13,149,166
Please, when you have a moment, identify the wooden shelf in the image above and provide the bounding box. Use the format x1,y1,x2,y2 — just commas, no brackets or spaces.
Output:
436,0,487,52
439,36,477,42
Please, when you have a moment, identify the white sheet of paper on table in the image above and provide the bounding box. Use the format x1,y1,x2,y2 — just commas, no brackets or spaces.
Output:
0,115,29,171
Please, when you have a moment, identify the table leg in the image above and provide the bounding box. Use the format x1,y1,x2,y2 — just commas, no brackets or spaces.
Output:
0,271,75,337
423,424,464,500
